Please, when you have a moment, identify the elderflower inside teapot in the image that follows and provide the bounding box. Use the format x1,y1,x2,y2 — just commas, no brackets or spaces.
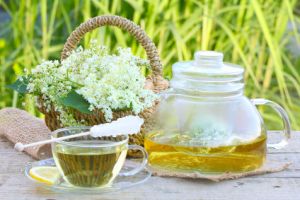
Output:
145,51,291,173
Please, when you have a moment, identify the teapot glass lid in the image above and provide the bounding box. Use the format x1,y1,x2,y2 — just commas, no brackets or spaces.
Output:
170,51,245,95
173,51,244,78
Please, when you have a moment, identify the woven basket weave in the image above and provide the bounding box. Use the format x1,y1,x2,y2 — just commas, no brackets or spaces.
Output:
38,15,168,154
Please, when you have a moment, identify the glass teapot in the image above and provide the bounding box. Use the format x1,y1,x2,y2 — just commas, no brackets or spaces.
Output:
144,51,291,173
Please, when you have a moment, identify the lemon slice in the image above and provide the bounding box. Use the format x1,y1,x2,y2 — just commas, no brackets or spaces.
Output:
29,166,60,185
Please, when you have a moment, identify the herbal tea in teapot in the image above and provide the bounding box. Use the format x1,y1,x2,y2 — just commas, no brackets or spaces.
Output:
145,131,266,172
145,51,290,173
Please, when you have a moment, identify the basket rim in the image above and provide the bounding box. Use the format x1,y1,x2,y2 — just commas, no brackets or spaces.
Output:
60,15,168,92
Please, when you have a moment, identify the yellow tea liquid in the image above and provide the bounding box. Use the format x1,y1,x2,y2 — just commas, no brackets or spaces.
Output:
53,140,127,187
145,132,267,173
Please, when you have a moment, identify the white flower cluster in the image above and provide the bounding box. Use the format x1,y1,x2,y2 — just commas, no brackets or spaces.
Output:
27,60,73,103
27,41,157,124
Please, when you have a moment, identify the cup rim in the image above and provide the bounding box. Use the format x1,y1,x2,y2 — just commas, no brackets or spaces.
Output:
51,126,129,148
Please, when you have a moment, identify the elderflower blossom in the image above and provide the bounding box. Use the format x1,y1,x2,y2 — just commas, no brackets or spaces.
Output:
27,41,158,124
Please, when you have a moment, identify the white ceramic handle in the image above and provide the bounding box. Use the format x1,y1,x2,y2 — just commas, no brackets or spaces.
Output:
119,145,148,176
251,98,291,149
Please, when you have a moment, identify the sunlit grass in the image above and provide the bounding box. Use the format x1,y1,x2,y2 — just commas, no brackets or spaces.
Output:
0,0,299,129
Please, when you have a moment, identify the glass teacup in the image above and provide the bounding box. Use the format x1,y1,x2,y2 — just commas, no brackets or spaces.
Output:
51,127,147,188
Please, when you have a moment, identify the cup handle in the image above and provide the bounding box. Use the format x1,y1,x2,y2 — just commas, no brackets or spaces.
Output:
119,145,148,177
251,98,291,149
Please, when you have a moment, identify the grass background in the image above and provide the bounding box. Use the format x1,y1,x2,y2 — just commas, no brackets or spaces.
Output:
0,0,300,130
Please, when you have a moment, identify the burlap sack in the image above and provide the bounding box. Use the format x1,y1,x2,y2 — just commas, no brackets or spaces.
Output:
0,108,290,181
0,108,51,159
150,160,290,181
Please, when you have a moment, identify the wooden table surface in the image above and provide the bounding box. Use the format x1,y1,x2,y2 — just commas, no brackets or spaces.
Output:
0,131,299,200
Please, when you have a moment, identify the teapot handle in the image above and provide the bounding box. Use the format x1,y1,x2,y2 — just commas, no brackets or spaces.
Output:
251,98,291,149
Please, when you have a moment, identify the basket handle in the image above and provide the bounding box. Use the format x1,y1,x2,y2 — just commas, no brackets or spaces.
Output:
61,15,165,91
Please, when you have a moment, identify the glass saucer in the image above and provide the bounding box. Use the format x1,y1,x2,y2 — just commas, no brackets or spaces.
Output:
25,158,151,193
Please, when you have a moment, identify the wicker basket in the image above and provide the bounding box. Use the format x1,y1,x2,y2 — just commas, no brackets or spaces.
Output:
38,15,168,155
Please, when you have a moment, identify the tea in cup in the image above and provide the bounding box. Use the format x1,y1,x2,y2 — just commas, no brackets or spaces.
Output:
51,127,147,188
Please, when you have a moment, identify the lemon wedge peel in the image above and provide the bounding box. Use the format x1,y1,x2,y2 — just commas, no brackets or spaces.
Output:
29,166,61,185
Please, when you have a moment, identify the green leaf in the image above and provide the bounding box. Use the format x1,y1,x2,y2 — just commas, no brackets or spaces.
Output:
6,76,30,94
59,90,92,114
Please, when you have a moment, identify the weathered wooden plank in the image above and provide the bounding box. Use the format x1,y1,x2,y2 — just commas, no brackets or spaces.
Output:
0,175,299,200
0,131,299,200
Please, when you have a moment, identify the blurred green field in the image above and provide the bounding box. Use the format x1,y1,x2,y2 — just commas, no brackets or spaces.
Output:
0,0,300,130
